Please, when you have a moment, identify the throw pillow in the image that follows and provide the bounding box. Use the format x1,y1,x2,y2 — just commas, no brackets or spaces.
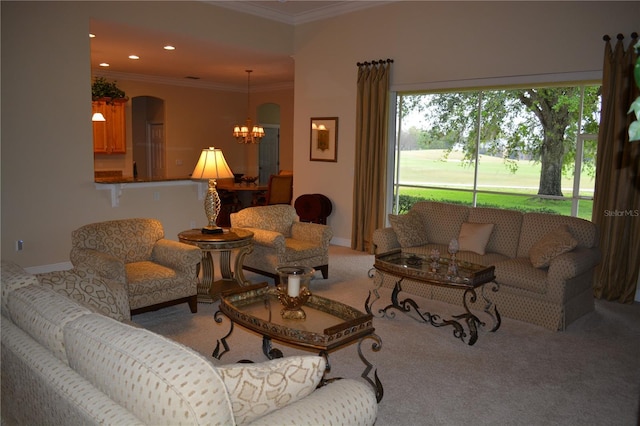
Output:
388,211,429,248
529,225,578,268
458,222,494,255
217,356,326,424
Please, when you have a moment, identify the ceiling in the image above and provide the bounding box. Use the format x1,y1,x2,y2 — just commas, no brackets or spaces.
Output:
91,1,388,91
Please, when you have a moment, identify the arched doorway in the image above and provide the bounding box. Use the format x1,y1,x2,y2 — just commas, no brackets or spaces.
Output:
257,103,280,183
132,96,166,179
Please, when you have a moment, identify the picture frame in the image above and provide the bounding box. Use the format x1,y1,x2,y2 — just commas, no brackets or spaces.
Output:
310,117,338,162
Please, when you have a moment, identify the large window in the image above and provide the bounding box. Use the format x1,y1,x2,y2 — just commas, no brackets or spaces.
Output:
393,84,600,220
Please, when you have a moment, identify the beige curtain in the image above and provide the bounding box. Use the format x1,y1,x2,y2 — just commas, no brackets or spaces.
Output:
352,59,393,252
592,34,640,303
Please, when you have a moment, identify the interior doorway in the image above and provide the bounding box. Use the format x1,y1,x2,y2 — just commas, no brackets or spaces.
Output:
257,103,281,183
132,96,166,179
259,126,279,183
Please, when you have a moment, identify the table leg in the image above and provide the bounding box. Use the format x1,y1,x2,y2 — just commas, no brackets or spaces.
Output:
358,334,383,403
365,268,383,316
233,245,253,286
212,310,233,359
198,251,215,303
482,281,501,331
220,250,232,279
261,336,284,360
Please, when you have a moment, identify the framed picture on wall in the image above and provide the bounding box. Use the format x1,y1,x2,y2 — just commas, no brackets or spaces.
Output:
310,117,338,162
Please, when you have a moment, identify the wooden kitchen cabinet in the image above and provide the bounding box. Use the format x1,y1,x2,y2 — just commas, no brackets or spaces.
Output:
92,100,126,154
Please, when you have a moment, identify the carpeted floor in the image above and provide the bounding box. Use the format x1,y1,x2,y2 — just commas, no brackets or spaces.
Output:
133,245,640,425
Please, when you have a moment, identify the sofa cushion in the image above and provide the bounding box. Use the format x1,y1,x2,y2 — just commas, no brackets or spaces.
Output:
468,207,523,258
517,213,596,257
458,222,494,255
63,313,234,425
529,225,578,269
217,356,326,425
8,285,92,363
1,260,40,316
281,238,325,262
410,201,469,245
388,211,429,248
494,258,548,294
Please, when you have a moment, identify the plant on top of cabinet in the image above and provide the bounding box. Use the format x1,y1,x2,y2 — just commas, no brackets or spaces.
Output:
91,77,127,104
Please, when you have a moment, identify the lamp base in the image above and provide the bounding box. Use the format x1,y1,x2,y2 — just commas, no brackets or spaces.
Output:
201,226,224,234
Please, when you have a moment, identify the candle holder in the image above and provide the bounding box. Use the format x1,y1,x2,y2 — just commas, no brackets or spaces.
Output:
275,266,315,320
429,249,441,272
447,238,459,277
275,285,312,319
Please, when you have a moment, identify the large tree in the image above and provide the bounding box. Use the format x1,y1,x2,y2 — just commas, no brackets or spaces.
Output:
400,86,600,196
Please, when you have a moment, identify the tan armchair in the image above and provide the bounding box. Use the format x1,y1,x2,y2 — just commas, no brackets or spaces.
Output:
230,205,332,284
70,218,202,315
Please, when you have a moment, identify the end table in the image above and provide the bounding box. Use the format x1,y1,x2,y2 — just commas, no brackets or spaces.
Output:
178,228,254,303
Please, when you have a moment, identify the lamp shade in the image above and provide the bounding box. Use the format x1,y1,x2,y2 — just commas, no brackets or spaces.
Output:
191,147,234,181
92,112,106,122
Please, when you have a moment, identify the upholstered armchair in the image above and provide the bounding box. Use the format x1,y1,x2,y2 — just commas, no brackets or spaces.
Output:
70,218,202,315
230,205,332,284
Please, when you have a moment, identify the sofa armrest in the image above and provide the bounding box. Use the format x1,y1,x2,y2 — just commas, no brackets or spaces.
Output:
152,239,201,273
37,266,131,322
372,227,400,254
291,222,333,247
548,247,601,282
70,248,125,283
246,228,286,251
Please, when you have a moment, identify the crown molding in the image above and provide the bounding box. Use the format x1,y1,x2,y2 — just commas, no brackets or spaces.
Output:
93,69,294,93
205,1,394,25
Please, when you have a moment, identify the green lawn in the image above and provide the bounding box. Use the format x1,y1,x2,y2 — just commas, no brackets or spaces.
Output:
395,149,594,220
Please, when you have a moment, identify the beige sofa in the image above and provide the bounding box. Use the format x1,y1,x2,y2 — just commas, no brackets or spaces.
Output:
372,201,601,330
1,261,378,425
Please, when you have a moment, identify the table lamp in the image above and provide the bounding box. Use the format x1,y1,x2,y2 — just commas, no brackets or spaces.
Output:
191,147,234,234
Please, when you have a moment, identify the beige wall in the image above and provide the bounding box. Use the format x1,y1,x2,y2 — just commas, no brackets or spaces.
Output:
291,1,640,246
2,1,638,268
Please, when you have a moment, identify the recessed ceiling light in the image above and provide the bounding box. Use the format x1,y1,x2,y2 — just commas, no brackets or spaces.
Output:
89,33,95,38
128,55,140,60
99,63,109,67
164,45,176,51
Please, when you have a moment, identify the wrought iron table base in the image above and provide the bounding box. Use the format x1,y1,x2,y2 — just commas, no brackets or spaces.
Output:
212,311,384,402
366,275,500,346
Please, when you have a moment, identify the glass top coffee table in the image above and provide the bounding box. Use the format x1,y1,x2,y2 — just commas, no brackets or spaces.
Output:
367,249,500,346
214,283,383,402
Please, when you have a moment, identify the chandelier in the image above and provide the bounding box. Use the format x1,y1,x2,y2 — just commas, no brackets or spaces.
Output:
233,70,265,144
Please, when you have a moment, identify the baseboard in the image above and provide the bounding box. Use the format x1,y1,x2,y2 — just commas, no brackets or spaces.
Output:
330,237,350,247
24,261,73,274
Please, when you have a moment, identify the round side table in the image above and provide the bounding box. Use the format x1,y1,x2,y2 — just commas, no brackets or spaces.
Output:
178,228,254,303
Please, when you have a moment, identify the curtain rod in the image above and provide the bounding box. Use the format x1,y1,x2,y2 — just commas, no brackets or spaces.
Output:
356,58,394,67
602,32,638,42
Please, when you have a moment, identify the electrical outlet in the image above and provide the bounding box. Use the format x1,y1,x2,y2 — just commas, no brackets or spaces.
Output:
153,192,160,201
15,240,23,251
190,221,196,229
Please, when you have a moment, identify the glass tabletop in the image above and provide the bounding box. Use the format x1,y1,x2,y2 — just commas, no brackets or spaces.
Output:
375,249,495,288
220,284,374,351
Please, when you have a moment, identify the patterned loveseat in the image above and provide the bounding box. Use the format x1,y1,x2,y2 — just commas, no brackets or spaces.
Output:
1,261,378,425
373,201,601,330
230,205,333,284
70,218,201,315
